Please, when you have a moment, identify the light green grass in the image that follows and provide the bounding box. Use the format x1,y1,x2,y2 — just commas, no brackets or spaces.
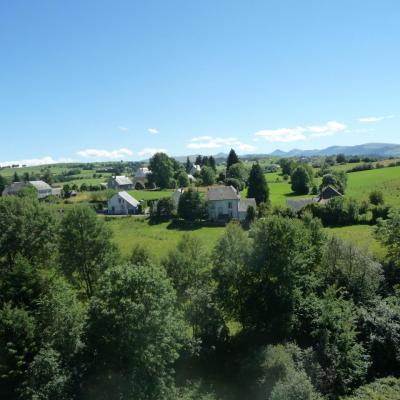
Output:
104,217,226,259
324,224,385,259
127,189,173,201
345,166,400,206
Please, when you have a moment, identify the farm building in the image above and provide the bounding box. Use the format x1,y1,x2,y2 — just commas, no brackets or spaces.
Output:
286,185,343,210
134,167,150,182
108,191,140,215
2,180,53,199
190,164,201,175
206,185,256,222
107,176,134,190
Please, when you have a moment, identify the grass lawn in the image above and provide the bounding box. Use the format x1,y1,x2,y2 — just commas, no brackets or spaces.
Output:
345,166,400,206
324,224,385,260
104,217,226,259
127,189,173,201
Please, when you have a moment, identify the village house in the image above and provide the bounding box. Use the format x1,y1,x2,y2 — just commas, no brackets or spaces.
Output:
286,185,343,210
107,175,134,190
2,180,53,199
108,191,140,215
190,164,201,175
206,185,256,222
134,167,150,182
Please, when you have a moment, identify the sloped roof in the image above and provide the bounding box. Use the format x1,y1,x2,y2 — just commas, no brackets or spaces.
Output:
206,185,239,201
113,176,133,185
238,198,257,212
286,198,318,210
134,168,150,179
29,180,52,191
320,185,343,199
2,182,27,195
117,191,139,207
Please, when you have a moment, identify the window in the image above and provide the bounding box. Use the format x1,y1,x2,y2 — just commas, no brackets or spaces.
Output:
228,202,232,209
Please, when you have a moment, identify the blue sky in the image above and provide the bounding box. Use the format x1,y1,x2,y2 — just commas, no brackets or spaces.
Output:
0,0,399,165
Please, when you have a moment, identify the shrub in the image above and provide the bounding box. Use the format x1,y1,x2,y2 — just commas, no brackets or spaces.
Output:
135,181,145,190
369,190,384,205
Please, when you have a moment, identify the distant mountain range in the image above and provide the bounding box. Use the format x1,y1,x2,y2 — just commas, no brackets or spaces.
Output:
175,143,400,162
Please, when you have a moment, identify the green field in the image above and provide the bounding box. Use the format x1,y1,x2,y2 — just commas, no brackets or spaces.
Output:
324,224,385,259
104,217,225,259
346,166,400,206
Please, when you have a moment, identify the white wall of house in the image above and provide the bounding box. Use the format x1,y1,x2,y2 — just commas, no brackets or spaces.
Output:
208,199,239,220
108,194,138,215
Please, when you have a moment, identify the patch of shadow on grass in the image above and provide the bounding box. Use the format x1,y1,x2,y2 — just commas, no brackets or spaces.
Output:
166,219,211,231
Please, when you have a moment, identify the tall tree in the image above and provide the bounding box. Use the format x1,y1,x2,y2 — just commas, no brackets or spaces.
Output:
0,175,7,194
12,171,20,182
291,165,314,194
226,148,240,170
209,155,217,172
148,152,175,189
200,166,216,186
185,156,191,173
59,205,118,298
83,263,185,400
195,155,203,166
247,163,269,205
177,188,205,221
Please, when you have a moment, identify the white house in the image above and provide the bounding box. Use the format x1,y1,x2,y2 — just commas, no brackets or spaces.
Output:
107,176,134,190
187,174,197,183
2,180,53,199
108,191,140,215
134,167,150,182
206,185,256,222
190,164,201,175
172,188,184,209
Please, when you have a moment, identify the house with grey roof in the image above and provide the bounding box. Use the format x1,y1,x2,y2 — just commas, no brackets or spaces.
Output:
190,164,201,175
107,175,134,190
206,185,256,222
108,191,140,215
286,185,343,210
2,180,52,199
134,167,150,182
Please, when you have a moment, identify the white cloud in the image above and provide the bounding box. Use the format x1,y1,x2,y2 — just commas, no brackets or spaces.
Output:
118,126,129,132
254,127,307,142
187,136,255,152
255,120,347,141
0,156,74,168
359,115,394,123
138,148,167,157
148,128,159,134
308,121,347,137
76,148,133,159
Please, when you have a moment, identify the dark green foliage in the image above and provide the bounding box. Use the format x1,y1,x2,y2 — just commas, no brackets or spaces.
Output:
369,190,384,205
226,149,240,170
130,243,153,266
201,166,216,186
376,209,400,267
135,180,145,190
225,177,244,191
209,156,217,172
313,287,369,396
185,156,191,173
291,165,314,194
177,170,190,187
247,163,269,205
278,158,297,176
84,263,185,400
341,377,400,399
336,153,346,164
59,205,118,298
0,196,58,269
321,170,348,194
149,152,176,189
245,205,256,224
227,162,248,182
177,188,205,221
154,197,175,220
0,174,7,194
319,237,383,304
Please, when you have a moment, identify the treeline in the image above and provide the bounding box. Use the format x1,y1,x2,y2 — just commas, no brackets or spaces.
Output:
1,193,400,399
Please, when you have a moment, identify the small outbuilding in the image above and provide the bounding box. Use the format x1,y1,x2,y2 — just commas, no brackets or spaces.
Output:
2,180,53,199
107,176,134,190
108,191,140,215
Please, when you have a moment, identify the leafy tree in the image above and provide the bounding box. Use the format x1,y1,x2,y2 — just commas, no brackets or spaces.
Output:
41,168,54,185
130,243,153,266
164,235,209,302
62,183,71,198
227,162,248,182
341,377,400,400
278,158,297,176
149,152,175,189
376,209,400,270
319,237,383,304
0,196,58,269
195,155,203,166
177,188,205,221
320,170,347,194
0,304,36,399
185,156,191,173
212,222,250,320
177,170,190,187
225,177,244,191
246,205,256,224
313,286,369,396
200,166,216,186
13,171,20,182
247,163,269,205
336,153,346,164
226,148,240,170
83,263,185,400
291,165,313,194
369,190,384,205
59,205,118,298
153,197,175,220
0,174,7,194
209,156,217,172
